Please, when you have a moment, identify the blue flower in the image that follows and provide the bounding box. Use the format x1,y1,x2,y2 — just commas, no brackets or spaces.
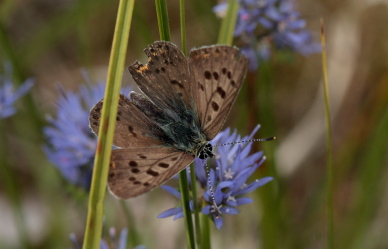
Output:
158,125,273,229
214,0,321,71
0,63,34,119
70,227,146,249
43,74,131,189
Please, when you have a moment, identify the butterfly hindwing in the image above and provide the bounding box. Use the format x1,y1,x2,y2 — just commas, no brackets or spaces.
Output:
89,41,248,200
108,147,195,198
128,41,193,116
89,94,168,148
189,45,248,140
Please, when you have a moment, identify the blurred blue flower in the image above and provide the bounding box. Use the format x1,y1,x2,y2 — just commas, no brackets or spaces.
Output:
158,125,273,229
214,0,321,71
43,74,131,189
0,63,34,119
70,227,146,249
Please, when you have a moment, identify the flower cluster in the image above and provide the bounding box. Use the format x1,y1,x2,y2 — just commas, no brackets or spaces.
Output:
43,75,131,189
70,227,146,249
214,0,321,71
0,63,34,119
158,125,273,229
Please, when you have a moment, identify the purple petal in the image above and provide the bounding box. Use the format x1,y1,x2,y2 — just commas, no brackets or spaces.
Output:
161,185,181,199
174,212,184,220
236,197,253,205
235,177,273,195
100,240,109,249
218,181,234,189
157,207,182,218
202,205,212,215
220,206,240,215
214,216,224,229
117,228,128,249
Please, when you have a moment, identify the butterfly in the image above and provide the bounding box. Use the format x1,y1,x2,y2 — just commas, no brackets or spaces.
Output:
89,41,247,199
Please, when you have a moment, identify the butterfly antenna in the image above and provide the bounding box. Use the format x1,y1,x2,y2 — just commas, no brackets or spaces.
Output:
214,137,276,147
204,158,221,219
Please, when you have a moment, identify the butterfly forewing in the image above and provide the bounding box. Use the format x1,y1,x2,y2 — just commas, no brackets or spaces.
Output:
189,46,248,140
128,41,193,115
88,41,248,200
89,94,167,148
108,147,195,198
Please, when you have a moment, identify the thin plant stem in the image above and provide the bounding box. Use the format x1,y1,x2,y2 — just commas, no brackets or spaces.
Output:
180,0,202,247
0,122,30,249
179,170,196,249
82,1,135,248
180,0,186,54
119,201,140,248
320,19,334,249
155,0,195,248
255,62,283,249
190,164,202,248
201,211,211,249
155,0,170,42
217,0,238,45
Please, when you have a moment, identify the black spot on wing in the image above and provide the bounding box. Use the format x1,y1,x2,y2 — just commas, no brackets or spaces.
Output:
227,71,232,79
171,80,184,88
216,87,226,99
158,162,169,168
211,102,219,112
128,126,137,137
204,71,211,80
131,168,140,173
213,72,219,80
146,169,159,176
129,161,138,167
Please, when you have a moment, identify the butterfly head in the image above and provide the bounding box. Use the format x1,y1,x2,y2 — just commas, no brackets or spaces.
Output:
198,143,214,159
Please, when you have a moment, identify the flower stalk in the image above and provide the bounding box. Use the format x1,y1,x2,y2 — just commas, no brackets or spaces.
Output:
82,0,135,248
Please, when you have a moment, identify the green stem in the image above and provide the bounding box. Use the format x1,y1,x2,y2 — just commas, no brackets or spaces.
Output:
180,0,186,54
120,201,140,247
201,212,211,249
179,170,196,249
255,62,283,249
180,0,201,248
0,122,30,249
82,1,135,248
320,19,334,249
190,164,202,249
155,1,195,248
155,0,171,41
0,22,44,133
155,0,195,249
217,0,238,45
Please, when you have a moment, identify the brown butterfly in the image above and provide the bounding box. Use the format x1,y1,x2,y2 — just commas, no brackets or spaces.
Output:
89,41,247,199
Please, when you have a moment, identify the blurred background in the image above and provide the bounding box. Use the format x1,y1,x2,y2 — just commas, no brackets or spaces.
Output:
0,0,387,248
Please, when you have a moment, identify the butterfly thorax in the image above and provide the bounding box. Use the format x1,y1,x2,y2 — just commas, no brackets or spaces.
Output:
131,92,210,157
